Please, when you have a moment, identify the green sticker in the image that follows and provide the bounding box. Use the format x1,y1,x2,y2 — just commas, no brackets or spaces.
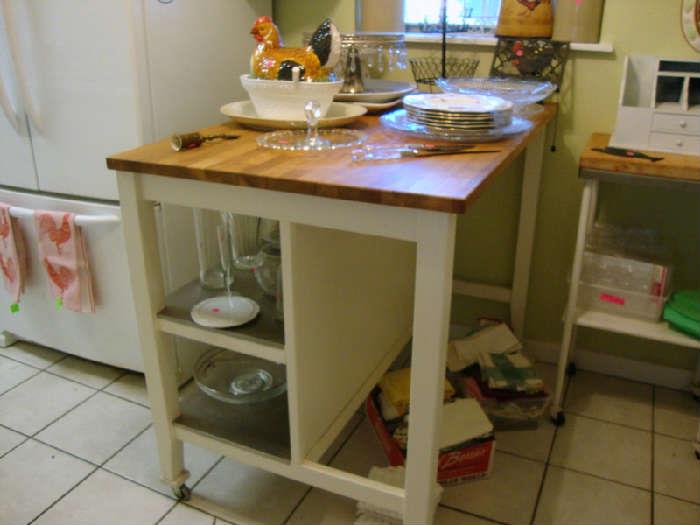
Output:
9,303,19,313
55,296,63,310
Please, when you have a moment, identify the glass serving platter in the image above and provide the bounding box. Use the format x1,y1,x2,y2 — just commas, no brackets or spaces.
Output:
380,110,532,142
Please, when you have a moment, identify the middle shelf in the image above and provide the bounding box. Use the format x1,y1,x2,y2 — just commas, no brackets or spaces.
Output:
157,269,286,363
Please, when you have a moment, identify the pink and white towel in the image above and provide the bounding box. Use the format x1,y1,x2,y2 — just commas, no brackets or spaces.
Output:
35,211,95,313
0,204,27,305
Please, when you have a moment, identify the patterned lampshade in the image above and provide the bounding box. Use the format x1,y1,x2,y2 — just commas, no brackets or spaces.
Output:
495,0,553,38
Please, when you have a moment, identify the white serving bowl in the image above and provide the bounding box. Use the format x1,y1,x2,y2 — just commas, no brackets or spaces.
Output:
241,74,343,120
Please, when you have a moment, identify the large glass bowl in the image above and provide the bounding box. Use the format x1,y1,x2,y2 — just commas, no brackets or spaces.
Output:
436,77,556,114
193,349,286,404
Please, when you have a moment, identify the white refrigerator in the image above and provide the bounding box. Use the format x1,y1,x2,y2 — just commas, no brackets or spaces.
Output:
0,0,270,372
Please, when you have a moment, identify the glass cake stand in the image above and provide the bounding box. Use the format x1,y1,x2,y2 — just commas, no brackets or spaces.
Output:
257,101,366,152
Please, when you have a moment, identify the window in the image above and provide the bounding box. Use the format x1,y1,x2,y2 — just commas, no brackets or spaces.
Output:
404,0,501,35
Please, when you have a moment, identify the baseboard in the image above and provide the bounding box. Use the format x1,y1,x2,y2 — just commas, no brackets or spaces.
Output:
525,339,696,391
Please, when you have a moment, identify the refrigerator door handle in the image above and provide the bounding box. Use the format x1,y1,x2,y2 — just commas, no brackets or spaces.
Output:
9,206,121,227
1,0,41,132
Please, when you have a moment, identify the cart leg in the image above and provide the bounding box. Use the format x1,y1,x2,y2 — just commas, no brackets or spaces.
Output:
511,127,546,340
551,180,597,426
691,354,700,401
404,212,456,525
0,331,17,348
117,172,188,490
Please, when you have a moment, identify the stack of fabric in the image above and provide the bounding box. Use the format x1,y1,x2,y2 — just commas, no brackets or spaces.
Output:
663,290,700,339
447,322,549,429
368,366,496,484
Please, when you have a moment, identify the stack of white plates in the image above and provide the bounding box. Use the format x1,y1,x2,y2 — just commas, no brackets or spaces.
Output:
403,93,514,132
334,80,415,113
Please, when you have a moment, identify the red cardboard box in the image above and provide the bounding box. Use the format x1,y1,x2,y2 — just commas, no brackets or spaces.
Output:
365,393,495,485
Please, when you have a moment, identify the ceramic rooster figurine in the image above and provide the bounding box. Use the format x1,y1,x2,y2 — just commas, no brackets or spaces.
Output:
250,16,341,81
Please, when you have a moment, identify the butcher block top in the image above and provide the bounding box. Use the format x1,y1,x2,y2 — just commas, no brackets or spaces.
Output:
580,133,700,184
106,104,556,214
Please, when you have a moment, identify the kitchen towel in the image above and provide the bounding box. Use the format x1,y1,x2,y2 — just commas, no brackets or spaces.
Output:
35,211,95,313
0,204,27,305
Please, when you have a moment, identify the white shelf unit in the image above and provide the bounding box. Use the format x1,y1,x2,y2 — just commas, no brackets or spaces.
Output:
575,310,700,350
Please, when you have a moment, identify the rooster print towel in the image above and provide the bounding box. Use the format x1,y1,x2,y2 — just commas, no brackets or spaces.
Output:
35,211,95,313
0,204,27,304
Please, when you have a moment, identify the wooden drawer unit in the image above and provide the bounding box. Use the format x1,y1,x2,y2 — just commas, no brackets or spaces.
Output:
652,113,700,135
649,132,700,154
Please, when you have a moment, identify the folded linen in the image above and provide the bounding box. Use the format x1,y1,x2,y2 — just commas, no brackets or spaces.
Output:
35,211,95,313
447,323,522,372
479,351,543,393
378,367,455,419
0,204,27,304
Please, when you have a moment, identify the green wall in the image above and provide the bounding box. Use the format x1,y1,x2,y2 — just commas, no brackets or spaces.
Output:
275,0,700,370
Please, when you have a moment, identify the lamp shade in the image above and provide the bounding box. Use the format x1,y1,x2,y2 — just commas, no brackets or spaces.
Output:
552,0,605,43
358,0,404,32
496,0,553,38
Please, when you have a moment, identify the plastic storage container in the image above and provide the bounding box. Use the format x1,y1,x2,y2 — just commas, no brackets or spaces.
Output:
581,251,671,297
578,281,668,321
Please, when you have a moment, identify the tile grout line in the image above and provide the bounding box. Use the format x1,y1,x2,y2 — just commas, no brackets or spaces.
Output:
441,503,508,524
528,370,571,525
564,410,654,434
438,503,507,525
281,412,368,524
27,369,130,440
26,404,153,525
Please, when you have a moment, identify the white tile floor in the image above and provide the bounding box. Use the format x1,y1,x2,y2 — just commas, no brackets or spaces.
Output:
0,341,699,525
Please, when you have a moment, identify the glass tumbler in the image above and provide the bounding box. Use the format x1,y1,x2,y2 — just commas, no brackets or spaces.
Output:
193,208,233,290
226,213,263,270
254,243,281,297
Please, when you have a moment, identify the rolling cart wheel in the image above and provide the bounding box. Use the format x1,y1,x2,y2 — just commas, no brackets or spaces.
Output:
692,393,700,403
172,484,191,501
695,450,700,461
550,412,566,427
565,362,577,376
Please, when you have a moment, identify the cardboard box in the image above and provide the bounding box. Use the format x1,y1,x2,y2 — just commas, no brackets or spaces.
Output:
365,392,495,485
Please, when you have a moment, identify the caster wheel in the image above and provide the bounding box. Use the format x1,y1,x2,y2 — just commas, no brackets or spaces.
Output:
172,484,191,501
550,412,566,427
695,451,700,461
566,362,577,376
693,394,700,403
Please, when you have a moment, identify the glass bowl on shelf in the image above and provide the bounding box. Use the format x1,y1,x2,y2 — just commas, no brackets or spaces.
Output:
193,349,286,405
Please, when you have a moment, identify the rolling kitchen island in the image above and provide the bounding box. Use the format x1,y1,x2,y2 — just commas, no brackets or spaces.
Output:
106,105,555,524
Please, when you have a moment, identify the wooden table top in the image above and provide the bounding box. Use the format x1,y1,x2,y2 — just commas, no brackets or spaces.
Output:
580,133,700,183
106,104,556,214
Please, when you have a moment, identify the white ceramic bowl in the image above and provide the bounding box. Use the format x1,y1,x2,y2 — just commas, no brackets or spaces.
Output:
241,74,343,120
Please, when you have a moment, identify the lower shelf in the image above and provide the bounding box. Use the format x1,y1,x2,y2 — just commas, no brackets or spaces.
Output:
575,309,700,349
175,383,291,460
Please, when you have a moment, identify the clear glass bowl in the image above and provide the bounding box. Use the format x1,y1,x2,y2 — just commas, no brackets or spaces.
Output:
436,77,556,114
193,349,286,404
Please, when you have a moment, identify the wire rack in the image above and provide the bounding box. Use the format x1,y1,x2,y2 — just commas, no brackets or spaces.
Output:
409,57,480,92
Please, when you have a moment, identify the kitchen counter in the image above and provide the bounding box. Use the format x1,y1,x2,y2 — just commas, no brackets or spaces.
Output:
107,105,556,214
107,105,555,524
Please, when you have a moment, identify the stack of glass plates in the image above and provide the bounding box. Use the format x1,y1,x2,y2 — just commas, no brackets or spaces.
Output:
402,93,514,133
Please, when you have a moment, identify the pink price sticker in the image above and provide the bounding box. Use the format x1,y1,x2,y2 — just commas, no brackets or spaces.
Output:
599,293,625,306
